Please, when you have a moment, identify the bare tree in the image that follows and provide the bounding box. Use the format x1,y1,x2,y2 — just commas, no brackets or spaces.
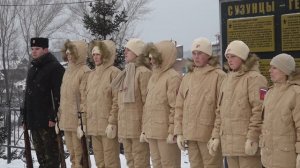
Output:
0,0,19,161
17,0,71,61
62,1,93,41
114,0,151,47
68,1,90,20
0,0,19,104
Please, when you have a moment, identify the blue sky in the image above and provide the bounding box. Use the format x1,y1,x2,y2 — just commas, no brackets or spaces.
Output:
136,0,220,51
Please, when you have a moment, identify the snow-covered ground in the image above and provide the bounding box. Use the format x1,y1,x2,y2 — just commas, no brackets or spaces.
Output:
0,151,190,168
1,120,191,167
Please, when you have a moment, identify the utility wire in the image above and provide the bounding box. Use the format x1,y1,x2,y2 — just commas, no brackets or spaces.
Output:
0,0,94,7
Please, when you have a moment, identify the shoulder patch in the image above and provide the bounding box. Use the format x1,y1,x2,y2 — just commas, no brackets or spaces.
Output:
259,87,268,100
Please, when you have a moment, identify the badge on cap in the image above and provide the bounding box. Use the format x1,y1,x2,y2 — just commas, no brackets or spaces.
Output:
66,49,71,55
32,40,35,44
196,44,200,48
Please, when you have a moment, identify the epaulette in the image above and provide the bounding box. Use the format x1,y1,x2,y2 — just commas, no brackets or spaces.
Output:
169,68,181,78
291,85,300,94
214,68,226,76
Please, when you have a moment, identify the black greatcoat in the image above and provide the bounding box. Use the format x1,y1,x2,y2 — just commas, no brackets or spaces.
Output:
23,52,65,130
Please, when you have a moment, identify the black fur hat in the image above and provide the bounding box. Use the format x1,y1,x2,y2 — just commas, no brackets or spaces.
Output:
30,37,49,48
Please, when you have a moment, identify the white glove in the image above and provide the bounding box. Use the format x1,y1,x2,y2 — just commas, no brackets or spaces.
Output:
55,122,60,134
105,124,117,139
139,132,149,143
176,135,185,151
245,139,258,156
296,154,300,168
166,134,176,144
77,125,86,139
207,138,220,156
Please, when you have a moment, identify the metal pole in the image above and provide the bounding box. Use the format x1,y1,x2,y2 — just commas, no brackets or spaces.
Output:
13,110,16,146
7,105,11,163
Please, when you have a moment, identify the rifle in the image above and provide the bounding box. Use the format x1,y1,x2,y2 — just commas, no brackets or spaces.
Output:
23,121,33,168
21,97,33,168
51,91,66,168
55,120,66,168
78,112,89,168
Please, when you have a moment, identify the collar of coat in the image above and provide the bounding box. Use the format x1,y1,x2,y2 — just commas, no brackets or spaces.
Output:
192,65,217,74
31,52,57,67
287,68,300,86
268,68,300,89
187,56,221,73
225,54,260,77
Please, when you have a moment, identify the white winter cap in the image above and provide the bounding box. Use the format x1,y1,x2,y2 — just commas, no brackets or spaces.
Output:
92,46,101,55
191,38,212,56
225,40,250,61
125,38,145,56
270,53,295,75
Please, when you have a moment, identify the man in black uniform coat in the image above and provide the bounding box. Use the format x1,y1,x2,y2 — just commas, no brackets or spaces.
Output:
22,37,65,168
